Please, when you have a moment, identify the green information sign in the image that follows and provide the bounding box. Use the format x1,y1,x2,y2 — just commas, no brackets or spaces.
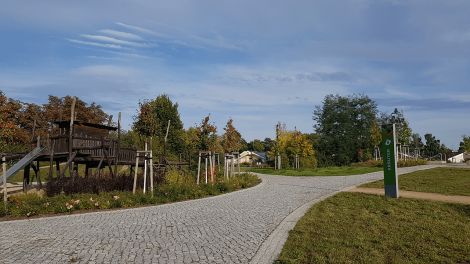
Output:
381,124,399,198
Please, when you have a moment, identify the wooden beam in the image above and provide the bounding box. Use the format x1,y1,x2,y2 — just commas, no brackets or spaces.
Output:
68,96,77,176
59,151,77,178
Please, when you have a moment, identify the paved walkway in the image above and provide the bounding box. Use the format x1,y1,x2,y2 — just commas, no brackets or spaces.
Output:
0,165,444,264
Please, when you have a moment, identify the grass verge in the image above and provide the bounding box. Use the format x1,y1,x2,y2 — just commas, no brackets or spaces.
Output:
247,166,382,176
276,192,470,263
0,173,260,219
360,167,470,196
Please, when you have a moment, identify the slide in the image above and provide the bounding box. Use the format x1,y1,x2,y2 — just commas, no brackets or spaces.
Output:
1,147,44,184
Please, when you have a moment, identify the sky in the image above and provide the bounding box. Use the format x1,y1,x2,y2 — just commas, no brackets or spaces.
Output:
1,0,470,150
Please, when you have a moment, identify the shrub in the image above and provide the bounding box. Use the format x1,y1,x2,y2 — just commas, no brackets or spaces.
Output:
45,172,165,197
299,156,318,168
350,160,383,167
397,159,427,167
164,168,195,185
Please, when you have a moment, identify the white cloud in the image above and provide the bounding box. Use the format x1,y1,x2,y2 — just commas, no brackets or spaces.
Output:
67,39,124,49
99,29,144,40
80,34,157,48
116,22,171,38
189,34,242,50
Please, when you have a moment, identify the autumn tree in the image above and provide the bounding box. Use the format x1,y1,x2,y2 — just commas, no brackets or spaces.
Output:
268,123,316,168
221,118,242,153
43,95,109,134
194,115,219,152
133,100,158,138
0,91,19,151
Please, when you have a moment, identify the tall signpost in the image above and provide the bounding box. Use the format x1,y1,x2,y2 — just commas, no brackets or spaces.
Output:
381,124,399,198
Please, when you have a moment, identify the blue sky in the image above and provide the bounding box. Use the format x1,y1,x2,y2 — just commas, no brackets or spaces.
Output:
1,0,470,150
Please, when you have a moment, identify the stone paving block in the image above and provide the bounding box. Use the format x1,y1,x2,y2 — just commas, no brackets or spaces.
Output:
0,165,443,263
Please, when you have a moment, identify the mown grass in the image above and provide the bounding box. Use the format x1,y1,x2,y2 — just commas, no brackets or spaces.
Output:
0,173,261,219
361,167,470,196
276,192,470,263
247,166,383,176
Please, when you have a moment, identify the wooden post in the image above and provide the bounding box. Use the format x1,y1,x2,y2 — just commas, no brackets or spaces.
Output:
205,155,208,184
209,152,213,182
3,156,7,205
68,96,77,176
197,152,201,185
164,120,171,156
150,137,154,198
133,154,139,194
115,112,121,176
143,140,148,194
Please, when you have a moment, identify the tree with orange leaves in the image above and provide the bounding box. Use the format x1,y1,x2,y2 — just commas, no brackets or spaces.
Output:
221,118,242,153
0,91,19,151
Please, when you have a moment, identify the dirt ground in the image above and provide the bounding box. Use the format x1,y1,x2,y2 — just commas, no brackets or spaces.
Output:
348,187,470,205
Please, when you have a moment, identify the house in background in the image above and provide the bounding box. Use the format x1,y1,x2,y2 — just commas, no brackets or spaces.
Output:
238,151,268,165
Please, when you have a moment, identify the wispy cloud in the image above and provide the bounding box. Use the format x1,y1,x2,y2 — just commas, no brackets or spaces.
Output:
116,22,171,38
80,34,157,48
106,50,163,60
67,39,124,49
99,29,144,40
189,34,242,50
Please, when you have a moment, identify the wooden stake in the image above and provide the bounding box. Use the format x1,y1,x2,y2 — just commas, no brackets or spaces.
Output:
68,96,77,176
3,156,7,205
150,137,153,198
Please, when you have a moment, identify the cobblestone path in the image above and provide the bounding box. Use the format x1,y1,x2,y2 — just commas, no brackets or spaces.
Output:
0,165,443,264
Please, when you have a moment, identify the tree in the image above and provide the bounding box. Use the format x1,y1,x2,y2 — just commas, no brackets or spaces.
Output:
221,118,242,153
133,100,158,138
0,91,19,151
148,94,185,154
194,115,218,152
251,139,265,152
239,138,249,152
261,138,275,151
424,133,440,157
268,123,316,168
459,135,470,152
43,95,109,134
313,93,378,166
410,133,424,155
378,108,412,145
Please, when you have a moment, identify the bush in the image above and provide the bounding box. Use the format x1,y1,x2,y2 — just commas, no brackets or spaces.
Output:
299,156,318,168
164,168,195,185
350,159,428,168
397,159,427,167
350,160,383,167
46,172,165,197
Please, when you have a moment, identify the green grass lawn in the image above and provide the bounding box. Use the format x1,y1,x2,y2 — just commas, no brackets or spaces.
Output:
247,166,383,176
276,192,470,263
360,167,470,196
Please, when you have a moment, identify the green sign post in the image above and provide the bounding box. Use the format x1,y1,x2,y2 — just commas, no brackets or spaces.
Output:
381,124,399,198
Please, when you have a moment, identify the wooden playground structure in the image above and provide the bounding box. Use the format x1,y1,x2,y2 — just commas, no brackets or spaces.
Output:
1,97,192,196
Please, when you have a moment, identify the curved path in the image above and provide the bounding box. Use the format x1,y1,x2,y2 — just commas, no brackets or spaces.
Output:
0,165,443,264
